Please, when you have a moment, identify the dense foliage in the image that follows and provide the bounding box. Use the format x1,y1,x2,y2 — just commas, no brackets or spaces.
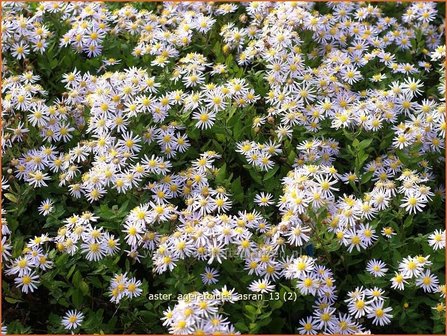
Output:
1,1,446,334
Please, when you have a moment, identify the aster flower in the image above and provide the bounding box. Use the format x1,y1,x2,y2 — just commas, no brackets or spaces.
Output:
428,229,445,250
14,271,39,294
254,192,274,207
192,108,216,130
415,270,439,293
366,301,393,326
62,310,84,330
201,267,219,285
38,199,54,216
248,279,275,293
366,259,388,277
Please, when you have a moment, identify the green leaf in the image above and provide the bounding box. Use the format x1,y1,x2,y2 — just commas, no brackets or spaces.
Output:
67,264,77,279
118,200,130,215
4,193,18,203
234,321,249,332
404,215,413,229
257,317,272,327
244,165,262,185
231,177,244,203
71,288,83,308
249,322,259,333
361,171,374,184
358,152,369,168
343,129,354,140
259,310,272,319
233,119,243,141
263,165,279,181
269,299,283,309
278,283,293,292
80,281,89,295
227,105,237,120
358,138,373,150
72,270,82,288
215,133,226,142
187,126,200,140
98,204,114,219
244,304,257,315
211,139,224,153
55,253,69,267
5,297,23,304
215,163,226,184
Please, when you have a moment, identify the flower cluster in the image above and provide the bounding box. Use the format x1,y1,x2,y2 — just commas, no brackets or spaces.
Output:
109,273,143,304
59,3,112,57
286,256,393,333
1,2,51,59
4,233,53,294
236,140,282,171
162,288,238,335
54,212,120,262
392,255,440,292
278,161,439,255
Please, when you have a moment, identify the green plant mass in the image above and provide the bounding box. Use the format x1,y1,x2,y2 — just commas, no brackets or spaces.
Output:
1,1,445,335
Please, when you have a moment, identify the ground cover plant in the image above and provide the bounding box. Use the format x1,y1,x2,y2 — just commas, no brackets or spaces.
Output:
1,1,446,334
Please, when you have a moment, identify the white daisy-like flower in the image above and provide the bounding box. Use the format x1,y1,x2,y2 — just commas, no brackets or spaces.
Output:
366,301,393,326
248,278,275,293
14,271,39,294
428,229,445,250
201,267,219,285
192,108,216,130
38,199,54,216
415,270,439,293
254,192,274,206
62,310,84,330
366,259,388,277
390,271,409,290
